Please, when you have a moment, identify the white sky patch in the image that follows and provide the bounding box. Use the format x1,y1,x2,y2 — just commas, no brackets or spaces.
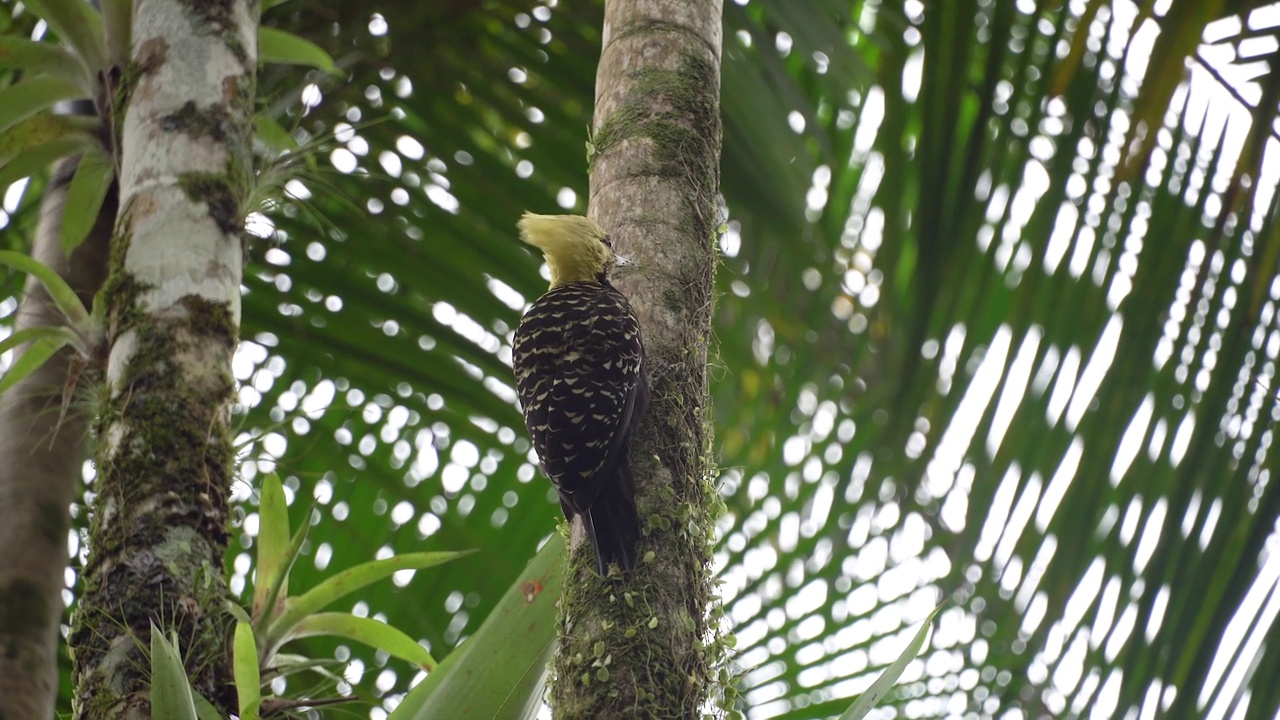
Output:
984,184,1010,228
1060,558,1106,642
244,212,275,238
1199,538,1280,714
1035,438,1083,532
379,150,403,177
486,277,526,310
1066,314,1123,431
787,110,805,134
1119,497,1144,547
1016,533,1059,611
1121,4,1156,81
1068,224,1096,280
3,0,1267,715
300,380,335,418
933,325,1011,472
1107,259,1135,308
901,50,923,103
987,326,1043,456
425,183,460,214
720,221,743,257
441,463,467,494
395,135,425,160
1131,498,1168,575
853,86,884,154
1003,159,1051,247
860,206,885,255
232,341,268,381
1105,602,1139,664
1050,630,1089,699
300,83,322,107
1169,410,1196,467
938,463,974,533
1045,346,1080,427
1111,394,1155,483
975,464,1021,563
994,472,1042,572
556,187,576,208
936,323,967,390
1146,585,1171,643
330,147,358,173
3,178,28,212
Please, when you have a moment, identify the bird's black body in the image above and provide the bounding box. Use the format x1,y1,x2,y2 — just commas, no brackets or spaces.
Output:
513,280,648,574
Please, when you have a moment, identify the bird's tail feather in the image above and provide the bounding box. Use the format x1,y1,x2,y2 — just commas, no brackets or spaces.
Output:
583,463,639,575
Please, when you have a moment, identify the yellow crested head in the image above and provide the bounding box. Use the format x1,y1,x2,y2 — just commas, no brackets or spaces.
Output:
518,212,614,288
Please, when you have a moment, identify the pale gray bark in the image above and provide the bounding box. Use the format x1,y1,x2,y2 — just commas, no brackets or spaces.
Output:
553,0,724,717
68,0,254,716
0,157,114,720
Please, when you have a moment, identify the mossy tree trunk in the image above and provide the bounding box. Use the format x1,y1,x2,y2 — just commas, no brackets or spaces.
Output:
67,0,256,716
551,0,724,717
0,158,115,720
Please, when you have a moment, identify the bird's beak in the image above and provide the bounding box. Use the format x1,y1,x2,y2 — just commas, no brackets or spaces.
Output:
614,254,635,267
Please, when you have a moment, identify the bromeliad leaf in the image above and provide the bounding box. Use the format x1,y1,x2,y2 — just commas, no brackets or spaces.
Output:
266,550,472,652
261,653,344,683
0,136,90,191
60,148,115,257
258,27,338,74
253,496,313,640
0,328,78,396
100,0,132,68
149,623,198,720
234,622,262,720
0,113,98,189
191,692,223,720
0,76,87,136
282,612,438,671
253,113,298,152
20,0,106,74
252,473,291,621
0,39,89,90
0,326,81,359
224,599,252,627
0,250,90,326
388,535,564,720
838,601,947,720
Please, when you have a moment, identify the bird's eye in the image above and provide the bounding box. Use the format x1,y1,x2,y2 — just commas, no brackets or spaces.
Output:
601,235,613,249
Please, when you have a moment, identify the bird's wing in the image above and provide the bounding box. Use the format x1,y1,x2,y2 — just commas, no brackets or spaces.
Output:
513,285,643,514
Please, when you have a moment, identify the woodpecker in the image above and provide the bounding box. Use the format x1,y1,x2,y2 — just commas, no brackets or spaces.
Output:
512,212,649,575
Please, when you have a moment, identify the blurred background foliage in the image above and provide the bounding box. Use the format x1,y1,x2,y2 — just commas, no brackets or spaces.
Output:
3,0,1280,717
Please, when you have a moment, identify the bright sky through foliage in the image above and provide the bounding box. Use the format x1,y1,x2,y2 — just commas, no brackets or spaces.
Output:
4,0,1280,717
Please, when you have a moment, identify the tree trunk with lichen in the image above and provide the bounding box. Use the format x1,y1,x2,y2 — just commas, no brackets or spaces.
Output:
67,0,255,716
0,157,115,720
551,0,724,717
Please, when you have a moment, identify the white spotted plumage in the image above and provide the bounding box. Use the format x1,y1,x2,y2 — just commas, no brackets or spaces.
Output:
512,213,648,574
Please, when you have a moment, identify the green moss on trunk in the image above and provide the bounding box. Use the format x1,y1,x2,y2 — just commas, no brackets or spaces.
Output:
70,297,238,717
177,172,240,236
554,23,725,719
590,52,720,189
